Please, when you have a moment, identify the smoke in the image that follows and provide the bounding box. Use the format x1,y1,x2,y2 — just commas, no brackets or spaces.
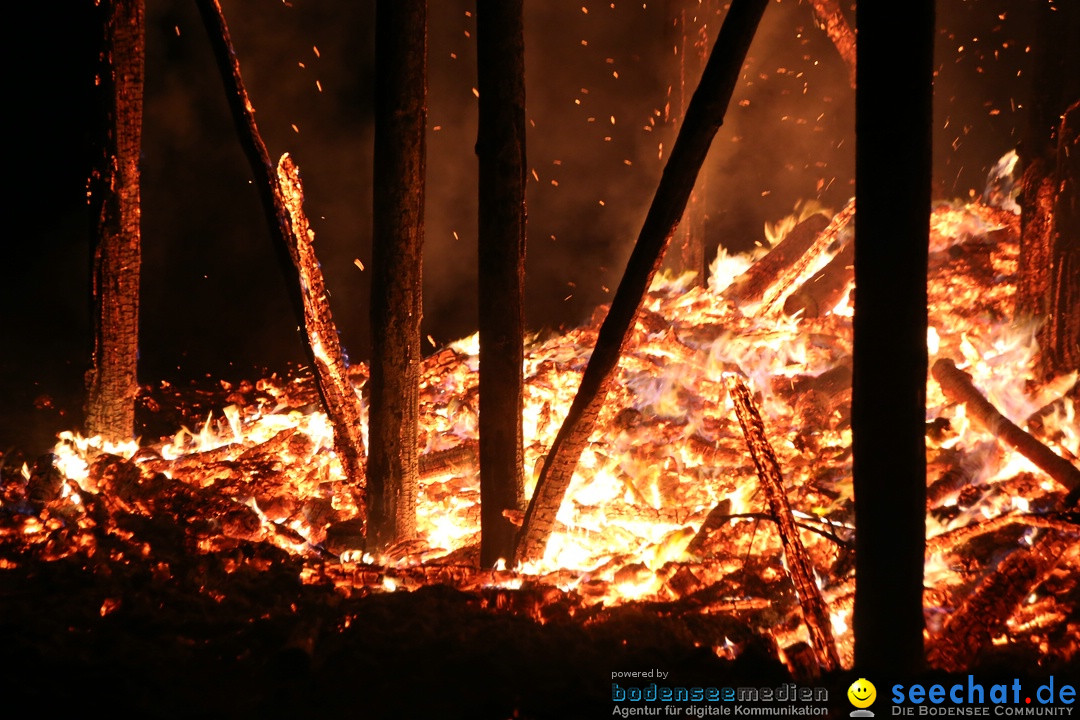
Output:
3,0,1051,454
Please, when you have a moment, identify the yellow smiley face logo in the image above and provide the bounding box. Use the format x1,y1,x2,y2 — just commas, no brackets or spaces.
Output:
848,678,877,708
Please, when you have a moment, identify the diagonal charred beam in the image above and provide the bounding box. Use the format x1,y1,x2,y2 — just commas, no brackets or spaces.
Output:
277,156,367,515
782,233,854,318
86,0,144,444
194,0,304,330
728,375,841,672
196,0,366,512
807,0,855,89
513,0,769,567
931,358,1080,498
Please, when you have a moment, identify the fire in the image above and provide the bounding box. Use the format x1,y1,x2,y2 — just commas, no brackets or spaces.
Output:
2,197,1077,671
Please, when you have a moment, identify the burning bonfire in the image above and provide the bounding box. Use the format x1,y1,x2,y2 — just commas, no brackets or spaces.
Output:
3,197,1077,686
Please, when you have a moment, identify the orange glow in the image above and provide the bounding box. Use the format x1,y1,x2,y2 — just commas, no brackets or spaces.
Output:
5,198,1077,670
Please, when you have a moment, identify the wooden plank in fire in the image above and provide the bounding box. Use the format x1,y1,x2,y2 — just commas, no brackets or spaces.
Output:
782,238,854,319
932,358,1080,499
726,374,841,672
723,198,855,312
927,533,1078,672
277,155,368,515
925,511,1079,557
195,0,367,518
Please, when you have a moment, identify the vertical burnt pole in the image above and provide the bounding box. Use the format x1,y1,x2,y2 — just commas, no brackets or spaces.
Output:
369,0,427,549
476,0,528,567
86,0,145,443
1017,1,1080,381
852,0,933,675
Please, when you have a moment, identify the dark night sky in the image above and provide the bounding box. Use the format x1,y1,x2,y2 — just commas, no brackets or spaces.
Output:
2,0,1052,454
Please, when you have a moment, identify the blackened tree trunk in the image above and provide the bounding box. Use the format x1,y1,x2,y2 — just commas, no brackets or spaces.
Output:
369,0,426,549
1047,103,1080,375
86,0,144,443
476,0,527,568
1017,2,1080,381
852,0,933,677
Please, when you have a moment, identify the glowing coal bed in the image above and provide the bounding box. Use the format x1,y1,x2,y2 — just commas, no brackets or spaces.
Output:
1,200,1076,716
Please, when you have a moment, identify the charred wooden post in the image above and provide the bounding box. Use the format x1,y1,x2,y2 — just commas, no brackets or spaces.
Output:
369,0,427,549
476,0,528,568
927,534,1077,672
727,375,840,672
1017,0,1080,381
86,0,144,443
807,0,855,89
196,0,367,513
513,0,770,566
931,358,1080,497
1044,102,1080,376
852,0,933,676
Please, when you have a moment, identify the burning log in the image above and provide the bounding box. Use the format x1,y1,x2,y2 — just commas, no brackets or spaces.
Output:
686,499,732,558
513,0,770,566
27,455,66,507
772,357,852,403
418,441,479,478
931,358,1080,498
727,374,841,672
196,0,366,515
276,156,368,513
927,533,1078,672
86,0,144,443
782,237,853,319
1025,380,1080,465
723,213,827,305
925,511,1080,557
806,0,856,89
726,199,855,312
